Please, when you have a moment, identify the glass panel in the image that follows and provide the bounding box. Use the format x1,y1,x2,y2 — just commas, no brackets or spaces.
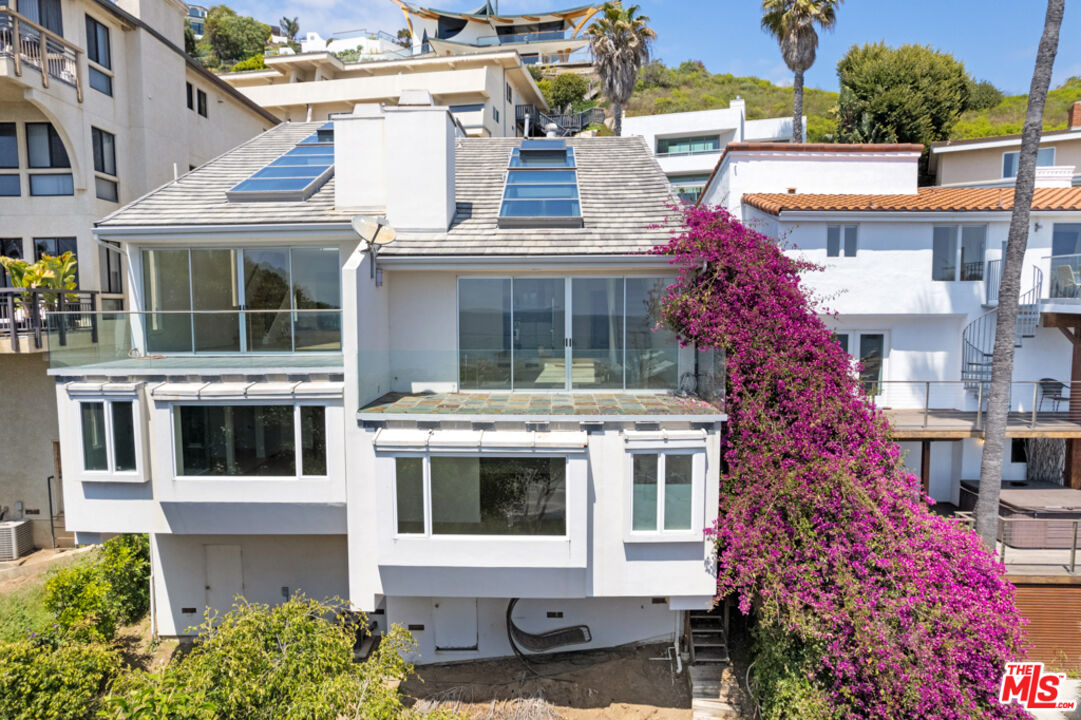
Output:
509,148,574,167
230,178,317,193
29,174,74,195
843,225,858,257
513,278,565,389
176,405,295,476
95,177,118,202
395,457,425,534
244,248,292,352
294,311,342,352
1052,224,1081,256
190,249,239,352
0,123,16,168
142,249,193,353
859,333,885,394
826,226,840,257
252,165,324,179
506,170,576,184
664,454,693,530
625,278,678,389
111,401,136,472
26,123,69,168
499,199,580,217
960,226,985,281
571,278,623,389
632,454,658,531
1003,152,1018,178
931,226,958,281
0,175,19,196
657,135,720,155
291,248,340,309
300,406,326,475
92,129,116,175
504,184,579,199
89,68,112,96
835,332,849,354
459,278,511,389
81,402,107,471
430,456,566,536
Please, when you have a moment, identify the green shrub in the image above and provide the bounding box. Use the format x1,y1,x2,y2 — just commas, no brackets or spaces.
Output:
0,636,120,720
0,579,51,642
100,534,150,625
230,53,265,71
44,561,117,641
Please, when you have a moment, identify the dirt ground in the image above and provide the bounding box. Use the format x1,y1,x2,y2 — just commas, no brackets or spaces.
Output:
115,616,181,672
401,643,692,720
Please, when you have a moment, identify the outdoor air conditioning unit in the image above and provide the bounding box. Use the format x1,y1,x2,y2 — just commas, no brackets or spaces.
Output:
0,520,33,561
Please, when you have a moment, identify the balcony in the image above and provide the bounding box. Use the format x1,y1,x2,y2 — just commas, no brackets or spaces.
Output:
0,7,83,101
516,103,605,137
0,288,119,354
474,29,573,46
1049,253,1081,301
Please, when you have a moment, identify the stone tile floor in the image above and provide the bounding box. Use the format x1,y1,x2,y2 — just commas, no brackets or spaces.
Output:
360,391,722,416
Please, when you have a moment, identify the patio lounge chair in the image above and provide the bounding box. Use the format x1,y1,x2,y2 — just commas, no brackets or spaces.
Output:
1056,264,1080,298
1038,378,1068,412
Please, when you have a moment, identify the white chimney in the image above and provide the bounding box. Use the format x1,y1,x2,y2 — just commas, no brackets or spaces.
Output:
334,94,456,232
1034,165,1074,188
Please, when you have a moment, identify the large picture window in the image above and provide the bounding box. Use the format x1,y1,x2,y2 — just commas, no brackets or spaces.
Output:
458,277,678,391
80,400,137,474
656,135,720,156
141,246,341,353
631,452,695,533
174,404,327,477
932,225,985,282
394,456,567,536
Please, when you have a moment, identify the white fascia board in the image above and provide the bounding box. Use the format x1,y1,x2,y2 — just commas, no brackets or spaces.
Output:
93,223,356,244
931,131,1081,154
375,254,673,270
775,210,1017,223
361,411,725,423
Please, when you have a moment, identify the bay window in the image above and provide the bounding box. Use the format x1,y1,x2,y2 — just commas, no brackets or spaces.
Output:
174,404,327,477
80,400,137,474
140,246,341,353
394,456,567,536
458,276,679,391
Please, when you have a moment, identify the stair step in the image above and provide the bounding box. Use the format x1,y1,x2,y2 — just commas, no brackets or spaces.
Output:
692,646,730,663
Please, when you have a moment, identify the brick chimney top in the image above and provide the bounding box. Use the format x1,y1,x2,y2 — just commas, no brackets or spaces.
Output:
1070,101,1081,130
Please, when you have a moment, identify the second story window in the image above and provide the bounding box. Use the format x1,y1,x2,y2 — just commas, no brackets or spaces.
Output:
0,123,17,197
656,135,720,156
26,122,73,196
186,82,194,110
932,225,985,282
35,237,78,285
493,105,500,123
1003,147,1055,178
631,452,698,533
91,127,118,202
827,225,858,257
506,82,512,103
0,238,23,286
670,174,710,204
85,15,113,96
20,0,63,35
197,89,208,118
80,400,137,474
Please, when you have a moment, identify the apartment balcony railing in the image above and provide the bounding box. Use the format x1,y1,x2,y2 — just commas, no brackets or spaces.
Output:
0,288,117,353
954,511,1077,574
0,7,83,101
858,379,1080,430
1049,252,1081,300
519,46,592,66
516,103,605,137
475,29,573,46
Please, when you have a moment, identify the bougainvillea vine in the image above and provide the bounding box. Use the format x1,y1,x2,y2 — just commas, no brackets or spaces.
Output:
656,206,1028,719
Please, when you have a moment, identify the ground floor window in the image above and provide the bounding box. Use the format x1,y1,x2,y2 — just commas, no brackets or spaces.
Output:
631,452,694,532
80,399,136,473
394,455,567,536
174,404,326,477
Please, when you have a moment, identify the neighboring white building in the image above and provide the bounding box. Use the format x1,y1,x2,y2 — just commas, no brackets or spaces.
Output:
53,101,726,663
699,142,1081,506
0,0,276,548
621,99,804,203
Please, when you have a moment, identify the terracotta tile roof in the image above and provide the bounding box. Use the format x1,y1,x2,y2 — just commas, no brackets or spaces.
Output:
741,186,1081,215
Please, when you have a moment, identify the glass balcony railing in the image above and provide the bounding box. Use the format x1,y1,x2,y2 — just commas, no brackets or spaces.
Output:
475,30,572,46
45,309,343,369
1049,253,1081,299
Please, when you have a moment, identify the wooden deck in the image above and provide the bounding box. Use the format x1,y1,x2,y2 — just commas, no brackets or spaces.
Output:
883,408,1081,439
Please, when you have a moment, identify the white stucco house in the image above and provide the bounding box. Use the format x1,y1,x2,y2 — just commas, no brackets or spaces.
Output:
51,100,727,663
621,99,804,203
699,142,1081,509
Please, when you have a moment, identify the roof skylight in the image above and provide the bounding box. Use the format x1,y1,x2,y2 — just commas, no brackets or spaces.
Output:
498,139,582,228
227,124,334,202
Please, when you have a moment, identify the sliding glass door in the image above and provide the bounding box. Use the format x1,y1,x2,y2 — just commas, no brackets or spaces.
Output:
458,276,678,391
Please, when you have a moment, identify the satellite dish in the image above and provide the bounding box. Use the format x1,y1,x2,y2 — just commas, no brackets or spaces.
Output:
351,215,396,246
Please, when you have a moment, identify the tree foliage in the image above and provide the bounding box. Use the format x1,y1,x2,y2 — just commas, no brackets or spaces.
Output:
0,635,120,720
953,77,1081,138
197,5,269,69
836,42,970,145
967,80,1003,111
0,252,77,292
543,73,589,113
656,206,1028,719
586,2,655,135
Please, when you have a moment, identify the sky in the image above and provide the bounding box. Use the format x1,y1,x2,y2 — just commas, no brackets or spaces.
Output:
231,0,1081,96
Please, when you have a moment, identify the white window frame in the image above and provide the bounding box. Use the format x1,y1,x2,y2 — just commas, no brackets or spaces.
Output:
171,402,329,480
1002,147,1055,178
826,224,858,258
931,225,986,282
833,330,889,398
391,453,571,540
76,397,141,479
624,448,706,543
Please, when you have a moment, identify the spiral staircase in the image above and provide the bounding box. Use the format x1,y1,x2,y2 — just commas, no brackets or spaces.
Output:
961,261,1044,390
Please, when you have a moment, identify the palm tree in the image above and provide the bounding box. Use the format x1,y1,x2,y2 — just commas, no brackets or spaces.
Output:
975,0,1065,549
760,0,841,143
280,16,300,51
586,3,655,137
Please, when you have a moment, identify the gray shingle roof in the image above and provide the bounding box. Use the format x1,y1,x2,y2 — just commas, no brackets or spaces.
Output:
97,122,678,256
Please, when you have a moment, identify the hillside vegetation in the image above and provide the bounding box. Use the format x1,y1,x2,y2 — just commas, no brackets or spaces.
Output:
625,61,1081,142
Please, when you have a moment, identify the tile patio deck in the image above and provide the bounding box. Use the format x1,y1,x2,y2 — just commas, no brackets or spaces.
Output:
359,392,724,418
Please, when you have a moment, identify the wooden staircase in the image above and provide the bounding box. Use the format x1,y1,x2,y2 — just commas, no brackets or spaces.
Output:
688,608,730,664
687,604,748,719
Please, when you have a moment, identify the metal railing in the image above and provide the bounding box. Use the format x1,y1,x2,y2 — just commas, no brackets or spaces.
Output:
0,288,111,353
955,511,1078,574
859,379,1080,429
516,104,605,136
475,30,573,46
0,7,83,101
520,47,593,67
961,265,1042,386
1048,252,1081,300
